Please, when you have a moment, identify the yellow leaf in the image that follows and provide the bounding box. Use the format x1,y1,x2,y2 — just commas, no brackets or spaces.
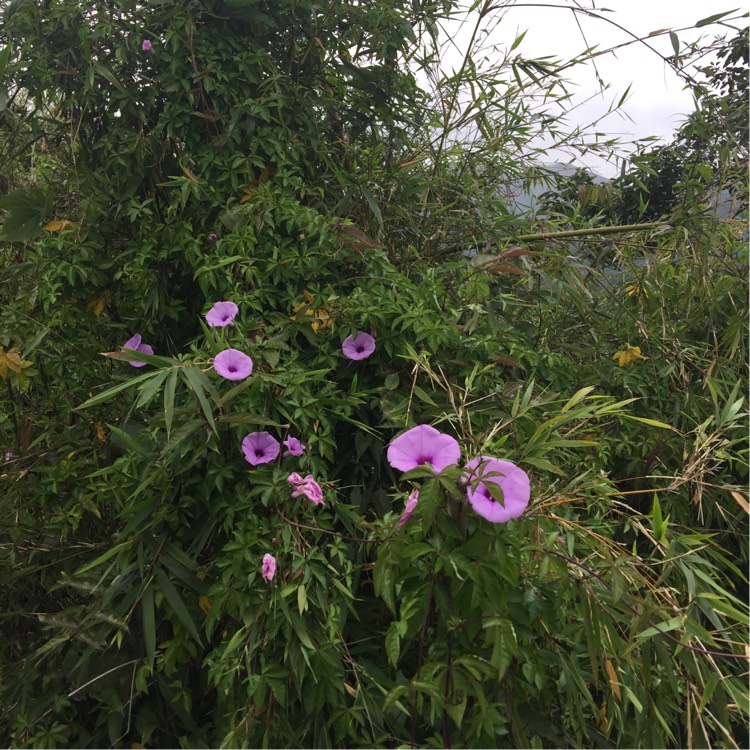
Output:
613,344,648,367
95,423,107,443
199,595,213,614
0,347,26,379
86,292,109,317
43,219,75,232
303,289,315,304
596,701,607,730
605,659,621,701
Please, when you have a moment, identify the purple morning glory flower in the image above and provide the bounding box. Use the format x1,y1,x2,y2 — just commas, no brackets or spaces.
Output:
387,424,461,473
242,432,280,466
288,472,324,506
122,333,154,367
464,456,530,523
213,349,253,381
283,436,306,457
205,301,239,327
398,489,419,529
261,553,277,582
141,39,153,52
341,331,376,360
207,232,218,243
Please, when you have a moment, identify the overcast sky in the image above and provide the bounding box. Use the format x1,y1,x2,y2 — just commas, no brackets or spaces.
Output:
436,0,745,176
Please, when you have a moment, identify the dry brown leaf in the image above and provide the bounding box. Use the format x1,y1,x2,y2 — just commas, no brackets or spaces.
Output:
605,659,621,701
730,490,750,515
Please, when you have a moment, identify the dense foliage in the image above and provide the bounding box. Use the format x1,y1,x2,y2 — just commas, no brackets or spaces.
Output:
1,1,747,748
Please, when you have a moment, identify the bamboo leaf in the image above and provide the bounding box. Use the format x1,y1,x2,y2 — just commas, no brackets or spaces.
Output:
155,569,202,645
142,583,156,664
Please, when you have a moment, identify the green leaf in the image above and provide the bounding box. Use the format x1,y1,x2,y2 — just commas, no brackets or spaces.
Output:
179,366,217,433
78,369,163,409
155,569,202,645
360,184,383,231
622,415,675,430
105,423,151,457
0,187,48,241
136,369,169,408
561,385,596,412
141,583,156,664
385,621,400,668
651,493,666,542
669,31,680,56
164,369,178,436
75,540,133,575
297,584,308,615
634,616,683,643
695,9,738,27
290,616,314,650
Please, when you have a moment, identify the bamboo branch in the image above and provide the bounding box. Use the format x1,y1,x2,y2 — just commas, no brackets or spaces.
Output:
514,222,669,242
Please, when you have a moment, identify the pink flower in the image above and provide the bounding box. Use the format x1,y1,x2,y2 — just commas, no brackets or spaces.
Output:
387,424,461,473
342,331,376,360
242,432,280,466
464,456,530,523
261,553,277,582
398,489,419,529
283,436,306,457
205,301,238,327
213,349,253,381
288,472,324,506
141,39,153,52
122,333,154,367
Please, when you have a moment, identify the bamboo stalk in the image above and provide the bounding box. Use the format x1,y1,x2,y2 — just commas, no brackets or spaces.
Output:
513,222,670,242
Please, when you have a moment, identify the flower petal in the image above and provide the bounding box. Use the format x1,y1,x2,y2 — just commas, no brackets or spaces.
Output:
464,456,530,523
387,424,461,473
342,331,376,360
214,349,253,381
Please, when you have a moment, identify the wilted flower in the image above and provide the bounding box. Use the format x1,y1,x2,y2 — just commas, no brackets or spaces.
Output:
387,424,461,474
242,432,280,466
122,333,154,367
341,331,375,360
205,301,239,327
398,489,419,529
141,39,153,52
261,553,277,582
283,436,306,457
3,449,13,462
288,472,324,506
213,349,253,381
207,232,218,243
464,456,530,523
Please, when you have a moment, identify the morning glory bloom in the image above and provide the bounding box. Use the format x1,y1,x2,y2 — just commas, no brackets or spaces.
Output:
341,331,376,360
122,333,154,367
288,472,324,506
242,432,280,466
213,349,253,381
387,424,461,473
464,456,530,523
141,39,153,52
205,301,239,327
261,553,277,582
398,489,419,529
283,436,306,457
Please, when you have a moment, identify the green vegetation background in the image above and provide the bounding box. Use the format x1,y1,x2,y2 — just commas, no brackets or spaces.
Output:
0,1,747,747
